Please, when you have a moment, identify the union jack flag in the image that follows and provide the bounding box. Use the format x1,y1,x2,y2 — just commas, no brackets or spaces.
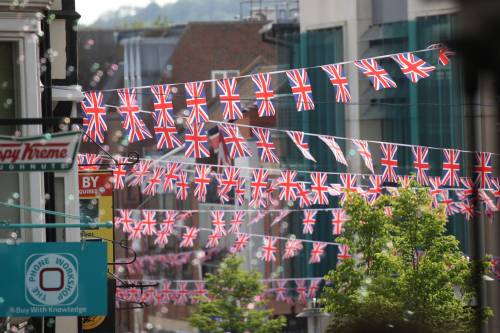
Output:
151,84,174,127
180,227,199,248
458,199,477,221
353,139,374,173
286,69,315,111
193,165,211,202
217,78,243,120
206,231,223,248
319,135,348,166
174,282,190,305
77,153,100,171
438,47,455,66
211,211,226,236
139,210,157,236
302,210,317,235
492,178,500,209
474,152,493,189
340,173,359,203
192,282,207,302
128,160,151,187
439,190,460,216
274,280,287,301
252,127,279,163
460,177,476,198
163,162,180,193
235,178,246,206
252,73,276,117
354,58,397,90
176,171,190,200
429,176,443,207
115,209,135,233
287,131,316,162
277,170,299,201
310,172,329,205
250,169,268,208
380,143,398,183
230,233,250,253
391,53,436,83
337,244,351,261
219,123,251,159
331,208,348,235
412,146,430,185
143,167,165,196
153,122,181,150
118,89,152,143
81,91,107,143
229,211,246,234
367,175,382,204
321,64,352,103
218,167,240,203
296,182,312,208
283,239,303,259
185,82,209,124
184,122,210,158
295,280,307,304
309,242,327,264
155,212,176,246
442,149,461,187
81,117,89,142
111,157,128,189
261,236,278,262
308,279,321,298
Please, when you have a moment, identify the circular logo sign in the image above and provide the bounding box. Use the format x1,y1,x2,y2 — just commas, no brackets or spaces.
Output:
25,253,78,306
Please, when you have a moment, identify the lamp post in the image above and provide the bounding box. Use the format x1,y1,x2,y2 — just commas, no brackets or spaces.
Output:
296,298,331,333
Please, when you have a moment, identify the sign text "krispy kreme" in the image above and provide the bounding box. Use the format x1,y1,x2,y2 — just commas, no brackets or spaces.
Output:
0,143,69,163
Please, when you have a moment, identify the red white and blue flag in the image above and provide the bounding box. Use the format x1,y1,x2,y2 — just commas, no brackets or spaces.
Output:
115,209,135,233
180,227,199,248
321,64,352,103
81,91,107,144
392,53,436,83
319,135,348,166
380,143,398,183
309,242,327,264
340,173,359,203
331,208,348,235
252,127,279,163
230,233,250,253
229,211,246,234
474,152,493,189
143,167,165,196
442,149,461,187
310,172,329,205
176,171,190,201
219,123,251,159
77,153,100,171
302,210,317,235
277,170,299,201
412,146,430,185
193,165,211,202
283,239,303,259
139,210,157,236
218,167,240,203
184,122,210,158
296,182,312,208
286,69,315,112
235,178,246,206
128,160,151,187
211,211,227,236
252,73,276,117
118,89,152,143
185,82,209,124
367,174,383,204
261,236,278,262
438,47,455,66
163,162,180,193
353,139,374,173
250,169,269,208
151,84,175,127
337,244,351,261
287,130,316,162
111,157,128,189
217,78,243,120
354,58,397,90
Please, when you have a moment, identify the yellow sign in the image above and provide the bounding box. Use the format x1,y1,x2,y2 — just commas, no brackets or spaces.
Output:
79,171,114,272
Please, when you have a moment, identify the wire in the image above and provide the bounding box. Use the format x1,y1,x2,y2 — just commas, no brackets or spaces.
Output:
82,46,440,93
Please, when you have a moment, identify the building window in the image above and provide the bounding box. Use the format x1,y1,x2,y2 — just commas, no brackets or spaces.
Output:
0,41,20,238
210,70,240,97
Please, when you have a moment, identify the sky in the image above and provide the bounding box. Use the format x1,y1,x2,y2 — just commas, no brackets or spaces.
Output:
76,0,176,25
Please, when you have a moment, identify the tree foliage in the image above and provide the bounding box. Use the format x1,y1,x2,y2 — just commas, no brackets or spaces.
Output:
321,186,491,333
188,255,286,333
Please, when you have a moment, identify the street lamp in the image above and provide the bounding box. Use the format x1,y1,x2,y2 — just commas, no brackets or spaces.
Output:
296,298,331,333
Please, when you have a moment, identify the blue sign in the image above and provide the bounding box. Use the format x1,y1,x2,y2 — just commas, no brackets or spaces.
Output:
0,242,107,317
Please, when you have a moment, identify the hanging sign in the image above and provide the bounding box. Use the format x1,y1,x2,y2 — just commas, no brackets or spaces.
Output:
0,242,107,317
79,171,114,271
0,131,81,172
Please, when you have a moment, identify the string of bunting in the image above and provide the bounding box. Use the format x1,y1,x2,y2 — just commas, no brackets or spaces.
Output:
116,277,325,306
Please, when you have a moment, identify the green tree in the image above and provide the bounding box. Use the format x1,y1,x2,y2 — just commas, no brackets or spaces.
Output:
189,255,286,333
321,185,491,333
